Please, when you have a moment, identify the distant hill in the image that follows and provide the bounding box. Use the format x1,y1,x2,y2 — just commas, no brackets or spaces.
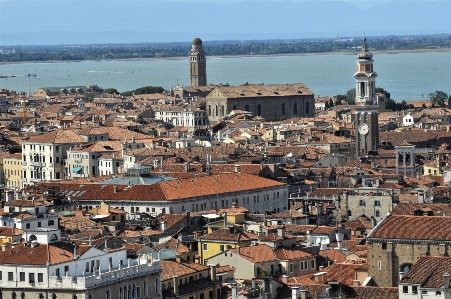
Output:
2,0,451,45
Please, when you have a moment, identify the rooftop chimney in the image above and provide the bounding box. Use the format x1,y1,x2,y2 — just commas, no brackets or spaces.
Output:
210,264,217,281
223,212,227,228
113,186,118,193
278,226,286,238
161,221,167,232
335,232,344,250
234,165,241,173
444,273,450,289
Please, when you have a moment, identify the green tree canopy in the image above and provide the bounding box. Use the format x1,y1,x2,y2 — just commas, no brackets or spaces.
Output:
336,88,356,105
104,88,119,94
429,91,448,108
122,86,164,96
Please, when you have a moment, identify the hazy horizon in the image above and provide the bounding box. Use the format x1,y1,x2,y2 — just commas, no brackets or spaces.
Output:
1,0,450,46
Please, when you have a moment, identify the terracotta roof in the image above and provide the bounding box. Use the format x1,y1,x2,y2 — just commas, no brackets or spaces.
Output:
161,260,209,281
209,83,314,98
230,244,276,263
353,286,399,299
391,203,451,216
0,242,91,266
153,238,190,254
368,215,451,241
274,247,313,260
199,227,258,243
343,216,373,229
318,249,347,263
400,256,451,288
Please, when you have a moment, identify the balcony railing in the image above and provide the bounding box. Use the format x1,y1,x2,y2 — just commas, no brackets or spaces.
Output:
30,162,44,167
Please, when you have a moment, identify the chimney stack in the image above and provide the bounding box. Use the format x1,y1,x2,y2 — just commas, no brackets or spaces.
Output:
223,212,227,228
444,273,450,289
335,232,344,250
209,264,217,281
113,186,117,193
278,225,286,238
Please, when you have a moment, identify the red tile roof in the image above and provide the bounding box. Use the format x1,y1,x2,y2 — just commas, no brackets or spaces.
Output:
400,256,451,288
230,244,275,263
368,215,451,241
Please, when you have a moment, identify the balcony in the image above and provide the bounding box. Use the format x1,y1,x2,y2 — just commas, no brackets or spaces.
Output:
71,173,87,178
73,158,82,163
46,257,161,289
30,162,44,167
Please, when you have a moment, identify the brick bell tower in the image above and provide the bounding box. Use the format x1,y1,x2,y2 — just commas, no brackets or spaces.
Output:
353,38,379,159
189,37,207,87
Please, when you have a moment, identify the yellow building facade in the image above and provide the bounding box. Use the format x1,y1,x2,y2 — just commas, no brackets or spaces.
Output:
3,153,23,188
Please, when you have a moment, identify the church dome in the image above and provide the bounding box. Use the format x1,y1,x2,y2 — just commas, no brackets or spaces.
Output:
192,37,202,46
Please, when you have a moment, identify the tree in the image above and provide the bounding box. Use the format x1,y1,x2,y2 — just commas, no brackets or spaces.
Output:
104,88,119,95
345,88,356,105
122,86,164,96
375,87,391,100
429,91,448,108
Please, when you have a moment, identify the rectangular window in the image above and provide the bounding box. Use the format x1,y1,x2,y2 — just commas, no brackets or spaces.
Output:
8,272,13,281
203,244,208,251
56,268,60,278
289,263,293,272
29,273,35,283
220,245,224,252
412,286,418,294
20,272,25,281
402,286,408,293
374,200,381,207
38,273,43,282
48,220,55,226
64,265,69,274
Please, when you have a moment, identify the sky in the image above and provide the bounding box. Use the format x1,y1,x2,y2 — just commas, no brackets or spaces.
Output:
1,0,450,45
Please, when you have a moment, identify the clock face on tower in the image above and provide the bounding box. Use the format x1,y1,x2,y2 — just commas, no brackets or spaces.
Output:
358,123,369,135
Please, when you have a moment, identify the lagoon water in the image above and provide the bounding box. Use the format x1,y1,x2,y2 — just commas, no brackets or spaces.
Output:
1,51,450,101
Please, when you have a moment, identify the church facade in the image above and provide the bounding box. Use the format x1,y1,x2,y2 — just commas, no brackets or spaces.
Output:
205,83,315,123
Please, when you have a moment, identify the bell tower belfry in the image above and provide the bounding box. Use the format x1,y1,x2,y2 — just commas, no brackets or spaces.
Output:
189,37,207,87
353,38,380,159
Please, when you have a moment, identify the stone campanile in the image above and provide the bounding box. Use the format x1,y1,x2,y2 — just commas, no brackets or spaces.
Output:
189,37,207,87
353,38,379,159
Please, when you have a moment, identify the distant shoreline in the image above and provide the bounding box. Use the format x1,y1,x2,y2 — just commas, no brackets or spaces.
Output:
1,47,450,65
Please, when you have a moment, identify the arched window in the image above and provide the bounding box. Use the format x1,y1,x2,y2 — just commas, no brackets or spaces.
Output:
29,235,37,241
72,295,77,299
256,104,261,116
38,294,44,299
11,292,16,299
245,105,250,112
305,102,310,114
20,293,25,299
281,103,286,115
293,103,298,114
232,105,237,110
106,290,110,299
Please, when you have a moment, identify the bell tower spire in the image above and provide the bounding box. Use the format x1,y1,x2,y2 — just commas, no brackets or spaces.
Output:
189,37,207,87
353,38,380,159
354,38,378,106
